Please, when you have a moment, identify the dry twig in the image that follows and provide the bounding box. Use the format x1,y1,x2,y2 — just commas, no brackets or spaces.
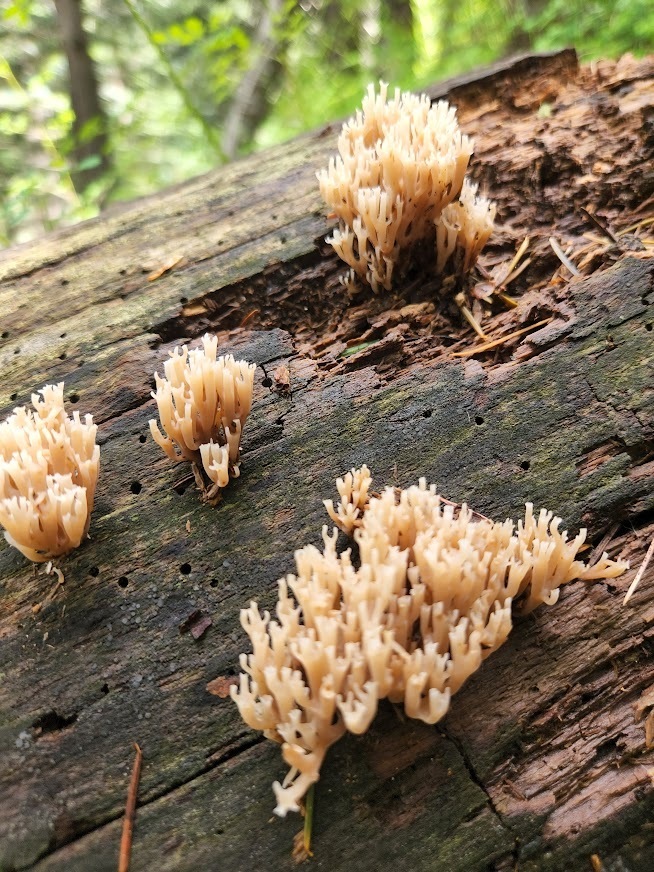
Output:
118,743,143,872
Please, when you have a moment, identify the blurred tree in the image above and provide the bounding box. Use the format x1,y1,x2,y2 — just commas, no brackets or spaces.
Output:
0,0,652,247
222,0,286,159
322,0,360,64
506,0,548,53
387,0,412,28
52,0,108,190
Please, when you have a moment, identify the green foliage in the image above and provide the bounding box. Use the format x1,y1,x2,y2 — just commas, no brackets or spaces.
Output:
522,0,654,58
2,0,35,27
0,0,652,247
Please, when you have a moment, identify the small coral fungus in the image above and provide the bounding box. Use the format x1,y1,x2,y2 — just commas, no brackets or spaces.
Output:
149,334,256,500
231,468,627,816
0,384,100,562
318,82,495,293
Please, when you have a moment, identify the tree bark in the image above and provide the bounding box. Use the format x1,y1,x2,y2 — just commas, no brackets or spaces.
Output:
504,0,550,54
53,0,109,190
222,0,285,159
0,50,653,872
322,0,360,65
386,0,412,27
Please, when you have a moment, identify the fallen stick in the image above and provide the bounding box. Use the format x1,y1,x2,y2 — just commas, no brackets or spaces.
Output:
118,743,143,872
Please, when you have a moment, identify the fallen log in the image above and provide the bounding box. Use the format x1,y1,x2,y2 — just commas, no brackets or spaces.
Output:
0,49,653,872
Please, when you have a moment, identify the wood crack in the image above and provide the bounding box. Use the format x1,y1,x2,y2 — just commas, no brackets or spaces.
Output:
441,726,507,826
25,734,265,871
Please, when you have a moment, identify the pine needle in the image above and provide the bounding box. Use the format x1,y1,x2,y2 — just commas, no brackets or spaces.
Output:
453,318,552,358
623,535,654,605
500,236,530,284
455,292,488,340
549,237,581,276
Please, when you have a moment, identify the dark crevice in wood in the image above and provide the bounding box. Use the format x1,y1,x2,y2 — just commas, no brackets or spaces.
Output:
32,711,78,737
29,733,265,868
441,723,516,843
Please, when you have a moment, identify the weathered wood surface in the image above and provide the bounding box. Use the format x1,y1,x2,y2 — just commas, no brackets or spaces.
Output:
1,50,653,872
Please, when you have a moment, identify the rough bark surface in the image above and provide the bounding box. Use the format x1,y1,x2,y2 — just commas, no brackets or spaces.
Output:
0,51,653,872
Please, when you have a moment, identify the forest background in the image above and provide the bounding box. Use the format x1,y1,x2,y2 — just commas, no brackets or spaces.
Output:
1,0,653,248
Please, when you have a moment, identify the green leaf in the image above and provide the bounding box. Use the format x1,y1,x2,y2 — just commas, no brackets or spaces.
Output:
75,154,103,172
340,341,378,358
78,116,104,145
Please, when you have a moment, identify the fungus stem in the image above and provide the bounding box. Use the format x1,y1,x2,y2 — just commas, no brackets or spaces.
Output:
191,462,205,492
304,784,315,857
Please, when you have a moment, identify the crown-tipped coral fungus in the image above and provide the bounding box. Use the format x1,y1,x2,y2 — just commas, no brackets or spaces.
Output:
231,468,627,817
0,384,100,562
149,334,256,500
318,82,496,294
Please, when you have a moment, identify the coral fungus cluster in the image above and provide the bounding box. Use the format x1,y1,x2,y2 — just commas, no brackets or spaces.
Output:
318,82,496,293
149,334,256,498
231,467,627,816
0,384,100,562
0,335,256,563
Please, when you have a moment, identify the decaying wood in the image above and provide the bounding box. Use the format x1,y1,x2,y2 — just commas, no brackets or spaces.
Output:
0,50,653,872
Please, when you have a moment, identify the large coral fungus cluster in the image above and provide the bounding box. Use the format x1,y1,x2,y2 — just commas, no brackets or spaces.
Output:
317,82,496,293
149,334,256,499
231,467,627,816
0,384,100,562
